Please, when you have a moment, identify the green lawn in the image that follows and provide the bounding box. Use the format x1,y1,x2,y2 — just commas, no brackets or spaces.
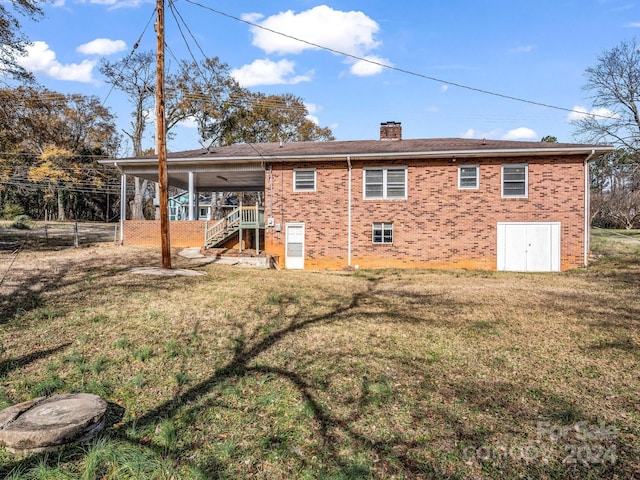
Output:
0,230,638,479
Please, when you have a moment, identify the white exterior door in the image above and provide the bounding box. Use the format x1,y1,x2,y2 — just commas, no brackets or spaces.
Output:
497,222,560,272
285,223,305,269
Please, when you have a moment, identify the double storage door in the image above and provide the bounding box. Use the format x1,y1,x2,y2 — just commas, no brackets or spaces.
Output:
497,222,561,272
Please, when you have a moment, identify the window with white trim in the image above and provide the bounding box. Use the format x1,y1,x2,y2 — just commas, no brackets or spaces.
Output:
458,165,479,189
502,164,528,197
364,167,407,199
293,169,316,191
372,222,393,244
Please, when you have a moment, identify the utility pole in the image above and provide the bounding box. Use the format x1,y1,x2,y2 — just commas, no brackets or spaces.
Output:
156,0,171,268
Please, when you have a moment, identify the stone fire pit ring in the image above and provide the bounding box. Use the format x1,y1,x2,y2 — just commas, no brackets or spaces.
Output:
0,393,108,455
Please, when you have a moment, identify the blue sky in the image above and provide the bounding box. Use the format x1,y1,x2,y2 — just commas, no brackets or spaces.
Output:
15,0,640,154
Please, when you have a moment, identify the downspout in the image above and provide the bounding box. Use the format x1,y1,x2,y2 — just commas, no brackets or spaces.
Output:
347,156,352,268
119,169,126,246
269,164,273,219
583,149,596,267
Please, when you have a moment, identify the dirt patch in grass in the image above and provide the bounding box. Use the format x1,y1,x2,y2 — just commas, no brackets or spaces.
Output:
0,233,638,478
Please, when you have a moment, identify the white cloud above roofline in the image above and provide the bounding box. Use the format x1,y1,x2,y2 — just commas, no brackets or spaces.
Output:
567,106,619,121
17,41,95,83
77,38,127,55
71,0,154,9
231,58,312,87
461,127,538,141
242,5,386,78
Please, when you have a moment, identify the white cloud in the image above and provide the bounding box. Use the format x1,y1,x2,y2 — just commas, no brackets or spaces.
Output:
625,22,640,27
567,106,618,121
304,102,320,124
349,55,390,76
178,117,198,129
77,38,126,55
231,59,311,87
461,128,501,139
461,127,538,140
244,5,381,56
75,0,153,9
502,127,538,140
17,41,95,82
440,85,449,93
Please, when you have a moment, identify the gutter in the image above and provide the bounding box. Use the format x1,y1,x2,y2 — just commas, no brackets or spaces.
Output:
99,146,615,166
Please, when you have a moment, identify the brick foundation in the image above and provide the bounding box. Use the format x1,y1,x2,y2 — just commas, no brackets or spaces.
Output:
123,220,206,248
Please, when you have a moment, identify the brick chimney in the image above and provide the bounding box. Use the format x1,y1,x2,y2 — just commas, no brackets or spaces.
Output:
380,121,402,141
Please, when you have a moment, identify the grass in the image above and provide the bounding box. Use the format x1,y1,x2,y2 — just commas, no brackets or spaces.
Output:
0,233,638,478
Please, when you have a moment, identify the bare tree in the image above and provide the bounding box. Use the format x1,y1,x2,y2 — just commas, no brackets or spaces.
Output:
573,38,640,154
100,51,156,219
577,39,640,229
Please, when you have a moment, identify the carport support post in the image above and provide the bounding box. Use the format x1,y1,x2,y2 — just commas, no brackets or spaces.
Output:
119,173,126,245
255,201,259,254
188,171,195,220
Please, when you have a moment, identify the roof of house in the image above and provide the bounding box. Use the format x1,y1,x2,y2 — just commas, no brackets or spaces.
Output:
157,137,613,161
102,137,613,191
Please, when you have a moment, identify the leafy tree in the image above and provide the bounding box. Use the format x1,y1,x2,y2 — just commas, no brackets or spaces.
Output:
166,56,246,146
165,57,334,147
100,51,156,219
0,87,121,220
220,92,334,145
540,135,558,143
0,0,46,84
99,51,156,156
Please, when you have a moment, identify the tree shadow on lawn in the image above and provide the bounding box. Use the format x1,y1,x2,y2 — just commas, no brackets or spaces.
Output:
93,275,624,477
0,343,71,377
2,266,635,478
104,279,468,477
0,248,159,325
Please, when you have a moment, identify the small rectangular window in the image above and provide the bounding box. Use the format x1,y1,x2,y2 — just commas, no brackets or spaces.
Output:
294,169,316,191
458,165,479,189
364,168,406,199
502,164,528,197
372,222,393,244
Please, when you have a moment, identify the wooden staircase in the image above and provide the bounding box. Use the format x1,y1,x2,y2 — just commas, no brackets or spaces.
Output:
204,205,265,249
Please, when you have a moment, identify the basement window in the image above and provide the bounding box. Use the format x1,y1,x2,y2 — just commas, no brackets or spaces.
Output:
458,165,479,189
502,164,528,197
364,167,407,199
372,222,394,244
294,169,316,191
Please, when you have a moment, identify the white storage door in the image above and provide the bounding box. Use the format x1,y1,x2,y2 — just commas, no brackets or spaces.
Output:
497,222,560,272
285,223,305,269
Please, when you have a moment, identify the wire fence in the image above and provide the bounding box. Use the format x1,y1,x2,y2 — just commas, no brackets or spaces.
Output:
0,222,118,252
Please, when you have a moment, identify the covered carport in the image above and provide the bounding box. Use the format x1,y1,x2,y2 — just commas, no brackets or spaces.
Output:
100,149,266,246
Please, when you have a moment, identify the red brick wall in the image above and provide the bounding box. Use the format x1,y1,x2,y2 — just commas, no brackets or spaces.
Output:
123,220,206,248
264,156,587,271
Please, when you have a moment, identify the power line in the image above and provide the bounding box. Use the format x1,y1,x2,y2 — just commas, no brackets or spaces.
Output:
182,0,616,122
101,6,157,109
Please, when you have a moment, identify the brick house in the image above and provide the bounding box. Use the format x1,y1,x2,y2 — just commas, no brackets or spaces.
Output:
104,122,612,272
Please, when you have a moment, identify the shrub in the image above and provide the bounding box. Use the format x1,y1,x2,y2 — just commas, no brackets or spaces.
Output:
11,214,32,230
2,203,23,219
